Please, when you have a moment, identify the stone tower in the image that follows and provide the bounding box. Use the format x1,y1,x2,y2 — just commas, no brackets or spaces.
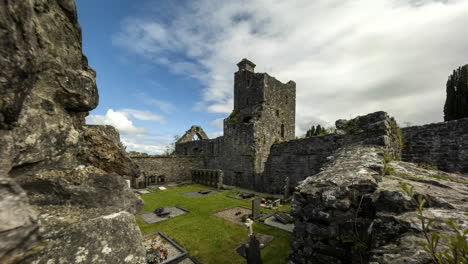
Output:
222,58,296,189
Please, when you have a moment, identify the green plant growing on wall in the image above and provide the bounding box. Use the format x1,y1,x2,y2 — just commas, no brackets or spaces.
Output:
343,120,359,134
382,151,395,176
419,164,439,170
389,120,404,150
400,182,467,264
225,110,239,124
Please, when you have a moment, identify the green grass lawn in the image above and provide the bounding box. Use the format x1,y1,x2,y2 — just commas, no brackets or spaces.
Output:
136,184,292,264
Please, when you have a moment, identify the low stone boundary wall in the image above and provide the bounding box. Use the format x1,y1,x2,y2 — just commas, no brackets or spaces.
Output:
131,155,203,188
191,169,223,189
402,118,468,173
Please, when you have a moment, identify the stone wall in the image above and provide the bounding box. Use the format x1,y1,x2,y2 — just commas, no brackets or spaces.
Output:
131,155,203,188
262,111,402,194
191,169,223,189
174,60,296,191
290,145,468,264
263,134,342,194
402,118,468,173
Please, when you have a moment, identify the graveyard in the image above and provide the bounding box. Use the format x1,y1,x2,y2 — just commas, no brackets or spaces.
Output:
136,184,292,263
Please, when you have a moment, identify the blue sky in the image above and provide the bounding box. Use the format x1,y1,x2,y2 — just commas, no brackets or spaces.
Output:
77,0,468,154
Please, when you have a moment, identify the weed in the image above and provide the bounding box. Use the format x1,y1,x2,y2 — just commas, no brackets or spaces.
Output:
419,164,439,170
400,182,467,264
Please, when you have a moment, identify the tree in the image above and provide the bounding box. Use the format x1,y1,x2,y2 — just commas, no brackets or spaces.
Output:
444,64,468,121
162,135,180,156
305,125,329,137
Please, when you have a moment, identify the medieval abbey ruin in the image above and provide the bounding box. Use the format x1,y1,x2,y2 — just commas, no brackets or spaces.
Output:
1,1,466,263
133,59,468,194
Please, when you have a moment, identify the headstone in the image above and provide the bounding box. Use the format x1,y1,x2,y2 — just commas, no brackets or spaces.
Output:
198,190,212,195
252,199,261,220
273,212,293,225
245,235,263,264
283,177,290,199
241,193,255,199
154,207,170,217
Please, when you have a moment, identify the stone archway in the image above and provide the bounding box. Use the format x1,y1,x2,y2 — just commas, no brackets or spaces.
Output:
177,125,209,144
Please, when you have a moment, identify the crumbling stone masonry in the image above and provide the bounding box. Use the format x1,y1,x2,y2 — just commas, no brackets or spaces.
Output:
175,59,296,190
191,169,223,189
290,134,468,264
402,118,468,174
263,111,402,193
131,155,203,188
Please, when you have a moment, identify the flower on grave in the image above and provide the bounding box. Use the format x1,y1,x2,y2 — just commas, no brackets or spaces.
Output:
146,244,169,264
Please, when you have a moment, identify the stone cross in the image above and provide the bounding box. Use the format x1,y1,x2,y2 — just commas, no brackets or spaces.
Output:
244,218,254,237
283,177,290,199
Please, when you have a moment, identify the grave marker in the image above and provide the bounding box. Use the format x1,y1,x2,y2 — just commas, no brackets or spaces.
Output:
252,199,261,220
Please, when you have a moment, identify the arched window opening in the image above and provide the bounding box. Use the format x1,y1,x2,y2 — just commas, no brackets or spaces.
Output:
192,133,202,141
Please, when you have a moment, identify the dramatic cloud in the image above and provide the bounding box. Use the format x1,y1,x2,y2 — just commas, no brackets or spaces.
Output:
86,109,147,135
113,0,468,136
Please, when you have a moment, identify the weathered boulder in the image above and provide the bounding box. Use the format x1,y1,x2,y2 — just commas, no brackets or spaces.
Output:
19,166,143,214
27,211,146,264
0,0,98,174
0,0,145,263
0,174,41,264
290,145,468,264
80,125,140,177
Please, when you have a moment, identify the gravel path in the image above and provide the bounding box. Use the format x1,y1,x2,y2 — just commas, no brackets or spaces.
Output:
212,206,252,226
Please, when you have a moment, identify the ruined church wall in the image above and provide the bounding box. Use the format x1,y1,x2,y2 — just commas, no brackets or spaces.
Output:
262,111,402,194
131,155,203,184
402,118,468,173
263,134,343,193
175,137,224,156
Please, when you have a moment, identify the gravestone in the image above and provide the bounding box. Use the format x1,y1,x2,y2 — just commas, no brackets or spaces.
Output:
241,193,255,199
246,235,263,264
252,199,261,220
283,177,290,199
198,190,212,195
154,207,170,217
273,212,293,225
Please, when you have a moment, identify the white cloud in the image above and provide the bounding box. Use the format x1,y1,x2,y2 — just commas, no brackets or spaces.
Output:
209,118,224,129
86,109,147,135
208,131,224,138
120,136,170,155
119,108,166,123
114,0,468,134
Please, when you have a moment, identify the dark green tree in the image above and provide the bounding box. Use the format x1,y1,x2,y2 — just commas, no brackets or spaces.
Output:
444,64,468,121
305,124,329,137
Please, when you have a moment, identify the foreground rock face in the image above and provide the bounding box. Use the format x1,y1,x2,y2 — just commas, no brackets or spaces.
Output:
290,145,468,264
80,125,140,177
29,211,146,264
0,1,145,263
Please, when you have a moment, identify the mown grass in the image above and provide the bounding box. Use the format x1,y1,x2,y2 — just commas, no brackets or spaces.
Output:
136,184,292,264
